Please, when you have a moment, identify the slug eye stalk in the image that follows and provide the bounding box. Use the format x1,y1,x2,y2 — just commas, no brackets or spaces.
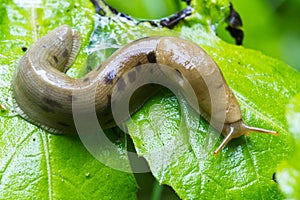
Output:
214,120,278,155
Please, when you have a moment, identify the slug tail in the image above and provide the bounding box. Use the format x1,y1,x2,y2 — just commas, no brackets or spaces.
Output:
63,28,82,71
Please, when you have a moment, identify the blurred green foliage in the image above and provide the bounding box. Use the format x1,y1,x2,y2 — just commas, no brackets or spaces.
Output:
104,0,185,19
278,93,300,199
228,0,300,70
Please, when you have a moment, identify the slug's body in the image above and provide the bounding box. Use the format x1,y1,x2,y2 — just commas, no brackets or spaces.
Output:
13,25,277,154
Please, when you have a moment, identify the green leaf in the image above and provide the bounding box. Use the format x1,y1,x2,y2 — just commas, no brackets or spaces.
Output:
2,0,300,199
0,1,136,199
277,93,300,199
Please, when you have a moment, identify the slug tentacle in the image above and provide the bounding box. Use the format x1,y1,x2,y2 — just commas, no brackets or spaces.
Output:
243,123,278,136
214,120,278,155
13,25,277,154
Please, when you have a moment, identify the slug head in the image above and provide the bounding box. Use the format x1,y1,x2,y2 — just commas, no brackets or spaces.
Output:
214,120,278,155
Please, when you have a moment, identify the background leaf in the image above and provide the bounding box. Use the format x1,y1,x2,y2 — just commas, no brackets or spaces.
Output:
277,93,300,199
0,1,137,199
218,0,300,70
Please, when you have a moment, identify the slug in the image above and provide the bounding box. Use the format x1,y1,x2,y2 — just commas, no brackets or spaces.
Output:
13,25,277,154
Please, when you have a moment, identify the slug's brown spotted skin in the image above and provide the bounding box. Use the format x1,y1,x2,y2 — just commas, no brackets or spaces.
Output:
13,25,277,154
